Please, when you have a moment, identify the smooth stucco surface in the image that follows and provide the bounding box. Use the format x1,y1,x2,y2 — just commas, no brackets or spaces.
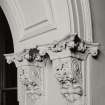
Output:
90,0,105,105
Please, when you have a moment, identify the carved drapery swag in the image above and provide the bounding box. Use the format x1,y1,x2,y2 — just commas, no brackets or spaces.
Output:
4,34,99,105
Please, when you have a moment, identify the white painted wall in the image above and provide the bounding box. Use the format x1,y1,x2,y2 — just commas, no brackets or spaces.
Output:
89,0,105,105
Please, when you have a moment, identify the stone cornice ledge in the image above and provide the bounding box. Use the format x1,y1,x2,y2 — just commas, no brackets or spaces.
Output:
4,34,100,65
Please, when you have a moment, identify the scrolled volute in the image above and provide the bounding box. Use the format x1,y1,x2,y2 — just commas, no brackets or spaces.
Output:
4,34,100,63
4,46,50,65
47,34,100,60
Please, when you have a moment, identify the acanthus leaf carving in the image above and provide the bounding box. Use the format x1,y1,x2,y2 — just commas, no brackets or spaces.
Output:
47,34,100,60
53,57,83,104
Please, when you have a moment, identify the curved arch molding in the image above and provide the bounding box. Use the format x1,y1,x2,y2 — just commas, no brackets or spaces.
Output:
0,0,92,48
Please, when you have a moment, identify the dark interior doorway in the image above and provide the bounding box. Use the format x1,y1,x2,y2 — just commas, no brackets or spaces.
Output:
0,7,18,105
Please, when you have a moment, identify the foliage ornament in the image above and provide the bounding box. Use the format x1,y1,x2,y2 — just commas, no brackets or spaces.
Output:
4,34,100,105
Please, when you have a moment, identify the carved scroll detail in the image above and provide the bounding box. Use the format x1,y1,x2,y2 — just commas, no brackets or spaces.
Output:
18,65,42,92
53,57,83,104
17,66,42,104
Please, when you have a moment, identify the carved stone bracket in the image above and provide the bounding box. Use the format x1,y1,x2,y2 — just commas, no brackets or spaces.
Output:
4,34,100,105
4,47,49,104
46,34,99,104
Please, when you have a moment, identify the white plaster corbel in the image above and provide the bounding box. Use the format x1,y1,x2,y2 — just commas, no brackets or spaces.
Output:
4,47,50,105
45,34,100,104
4,34,100,105
47,34,100,60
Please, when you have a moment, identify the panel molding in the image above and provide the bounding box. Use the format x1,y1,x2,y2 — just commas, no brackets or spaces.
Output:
18,0,57,42
0,0,57,42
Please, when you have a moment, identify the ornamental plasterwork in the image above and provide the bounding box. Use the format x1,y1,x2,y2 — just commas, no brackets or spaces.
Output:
4,34,99,105
53,57,83,104
47,34,99,104
18,65,44,102
5,34,99,62
4,47,49,104
47,34,99,60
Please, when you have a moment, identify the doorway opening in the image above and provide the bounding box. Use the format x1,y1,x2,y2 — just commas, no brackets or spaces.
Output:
0,7,18,105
